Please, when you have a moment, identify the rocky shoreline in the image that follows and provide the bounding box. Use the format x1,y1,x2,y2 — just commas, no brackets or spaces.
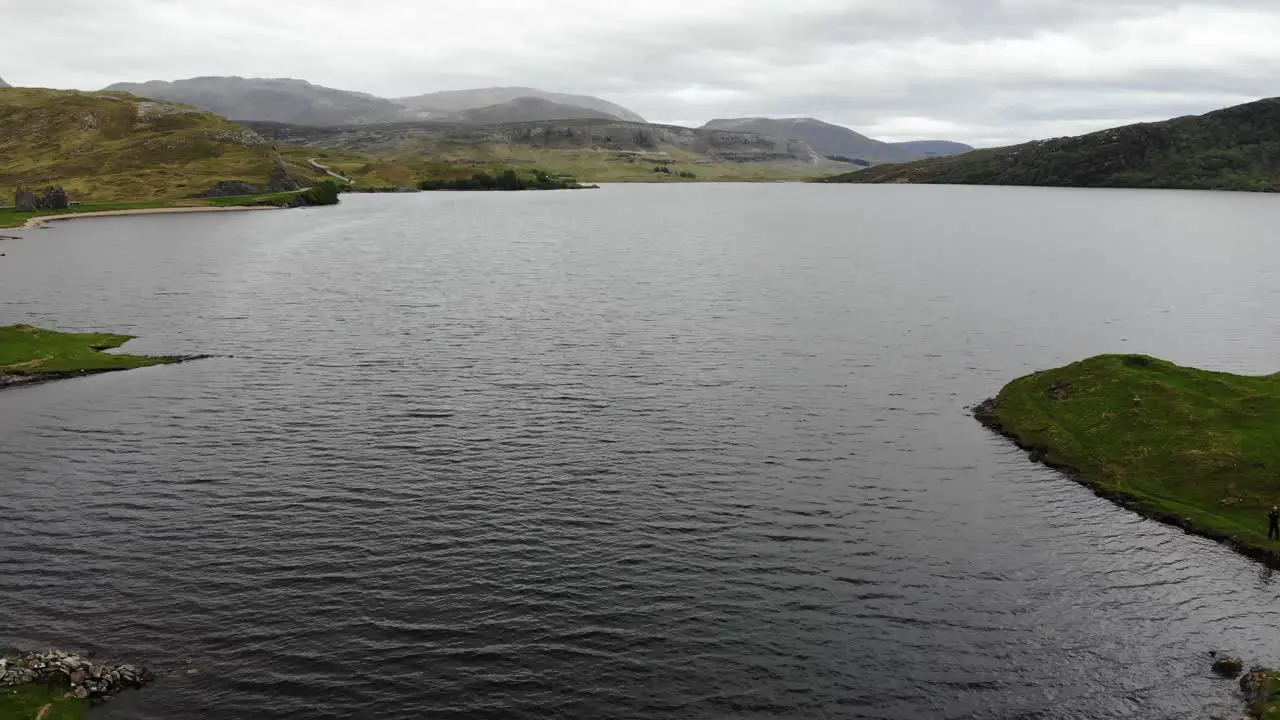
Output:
1,650,155,701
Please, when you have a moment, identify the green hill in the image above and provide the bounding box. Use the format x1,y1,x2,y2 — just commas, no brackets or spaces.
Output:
825,97,1280,191
0,87,314,202
976,354,1280,566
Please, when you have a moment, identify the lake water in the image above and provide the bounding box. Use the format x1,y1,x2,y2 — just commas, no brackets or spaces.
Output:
4,185,1280,719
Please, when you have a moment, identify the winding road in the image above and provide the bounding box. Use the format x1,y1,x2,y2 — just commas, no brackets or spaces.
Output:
308,158,354,185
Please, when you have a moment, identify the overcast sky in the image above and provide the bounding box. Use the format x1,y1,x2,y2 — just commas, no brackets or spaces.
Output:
3,0,1279,146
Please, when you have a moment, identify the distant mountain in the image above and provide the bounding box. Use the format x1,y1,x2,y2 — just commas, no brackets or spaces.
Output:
702,117,970,163
824,97,1280,192
889,140,974,157
395,87,645,123
103,76,416,126
457,97,620,124
0,77,10,89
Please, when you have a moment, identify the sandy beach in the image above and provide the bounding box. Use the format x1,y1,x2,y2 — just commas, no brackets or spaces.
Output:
21,205,282,229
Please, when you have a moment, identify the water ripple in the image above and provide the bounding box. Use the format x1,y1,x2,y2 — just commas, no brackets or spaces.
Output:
4,186,1280,719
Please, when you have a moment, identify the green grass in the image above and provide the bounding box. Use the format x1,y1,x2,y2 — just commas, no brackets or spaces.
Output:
0,324,179,375
978,354,1280,561
0,683,86,720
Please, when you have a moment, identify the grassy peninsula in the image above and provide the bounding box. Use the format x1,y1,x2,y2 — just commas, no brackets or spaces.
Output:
0,324,182,385
826,96,1280,192
976,354,1280,564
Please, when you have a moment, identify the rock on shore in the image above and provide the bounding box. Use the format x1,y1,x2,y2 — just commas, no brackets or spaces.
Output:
1,650,155,700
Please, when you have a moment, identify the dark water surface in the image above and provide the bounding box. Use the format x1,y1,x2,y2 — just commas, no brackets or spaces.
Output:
4,185,1280,719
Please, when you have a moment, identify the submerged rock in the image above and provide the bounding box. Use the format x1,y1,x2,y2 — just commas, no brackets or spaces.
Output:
1212,655,1245,677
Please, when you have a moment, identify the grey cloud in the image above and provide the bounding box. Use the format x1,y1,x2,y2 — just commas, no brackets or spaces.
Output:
2,0,1278,146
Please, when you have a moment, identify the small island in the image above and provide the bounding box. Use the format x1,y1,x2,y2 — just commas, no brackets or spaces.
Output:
975,354,1280,565
0,324,189,389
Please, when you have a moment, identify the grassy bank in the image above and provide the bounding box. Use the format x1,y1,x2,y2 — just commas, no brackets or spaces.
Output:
0,683,84,720
0,324,181,379
976,354,1280,564
0,185,338,229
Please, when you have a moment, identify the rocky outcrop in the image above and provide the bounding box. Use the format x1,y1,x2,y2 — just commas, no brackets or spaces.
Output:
244,119,821,165
1238,665,1280,717
197,160,299,197
1,650,155,701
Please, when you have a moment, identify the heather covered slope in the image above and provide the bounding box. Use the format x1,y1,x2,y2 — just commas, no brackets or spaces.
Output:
0,87,308,201
826,97,1280,191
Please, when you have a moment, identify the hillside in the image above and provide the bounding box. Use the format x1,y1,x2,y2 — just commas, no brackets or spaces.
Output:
701,117,971,163
255,119,839,185
0,88,313,201
826,97,1280,191
0,77,9,89
458,97,619,123
104,76,417,126
890,140,974,157
394,87,645,123
250,118,817,161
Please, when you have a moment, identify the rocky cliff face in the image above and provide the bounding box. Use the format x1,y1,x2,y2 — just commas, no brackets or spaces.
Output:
246,119,820,164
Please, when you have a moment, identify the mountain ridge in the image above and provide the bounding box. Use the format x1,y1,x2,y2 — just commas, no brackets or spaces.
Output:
823,97,1280,191
104,76,417,126
455,97,621,123
702,117,971,163
395,86,645,122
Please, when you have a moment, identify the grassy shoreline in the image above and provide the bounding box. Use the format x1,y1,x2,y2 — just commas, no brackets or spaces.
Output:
976,354,1280,567
0,185,339,230
0,683,85,720
0,325,187,388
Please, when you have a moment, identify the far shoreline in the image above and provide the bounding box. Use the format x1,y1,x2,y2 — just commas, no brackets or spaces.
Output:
20,204,282,229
